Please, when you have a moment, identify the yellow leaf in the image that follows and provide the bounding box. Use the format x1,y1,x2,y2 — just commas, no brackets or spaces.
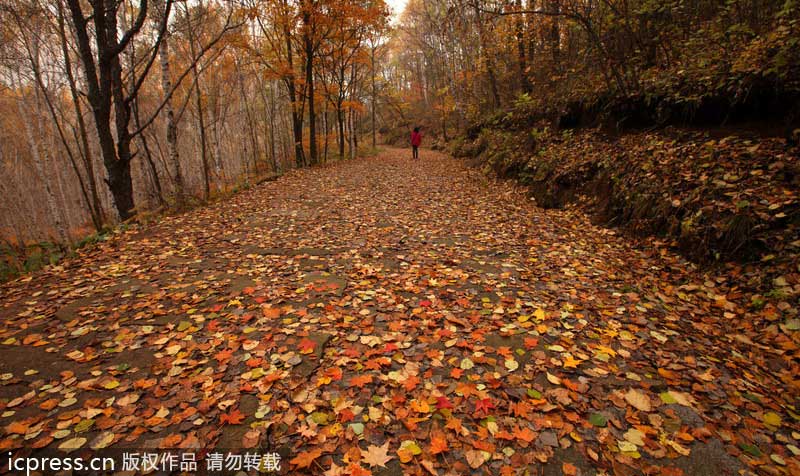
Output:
397,440,421,463
165,344,181,355
667,440,691,456
623,428,645,446
763,412,782,428
534,308,546,321
58,437,87,453
90,432,115,450
618,440,638,452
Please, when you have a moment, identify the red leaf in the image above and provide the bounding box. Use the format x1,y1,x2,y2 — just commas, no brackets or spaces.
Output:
436,396,454,410
474,398,495,416
298,337,317,354
382,342,398,353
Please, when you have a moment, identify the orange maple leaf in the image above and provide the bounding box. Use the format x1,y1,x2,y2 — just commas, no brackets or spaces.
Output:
338,408,356,423
403,417,426,431
403,375,421,391
349,374,373,388
500,465,515,476
445,417,463,433
262,306,281,319
472,439,495,453
658,368,680,380
364,359,383,370
563,462,578,476
429,433,449,455
346,463,372,476
513,426,537,443
162,433,183,447
290,448,323,469
324,367,343,381
220,409,245,425
510,400,531,418
134,378,156,389
455,382,475,397
214,349,233,362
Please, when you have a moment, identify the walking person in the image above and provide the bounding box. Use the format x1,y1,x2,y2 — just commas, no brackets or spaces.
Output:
410,127,422,159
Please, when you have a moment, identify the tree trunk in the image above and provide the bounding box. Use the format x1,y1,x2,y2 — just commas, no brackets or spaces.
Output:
194,80,211,199
472,1,501,108
157,0,184,205
269,83,279,172
236,59,259,175
285,15,305,168
184,3,211,199
57,3,104,229
23,37,96,234
515,0,531,94
549,0,561,68
16,82,69,244
371,44,377,148
66,0,138,221
337,101,345,159
323,103,329,163
351,63,358,159
303,7,318,165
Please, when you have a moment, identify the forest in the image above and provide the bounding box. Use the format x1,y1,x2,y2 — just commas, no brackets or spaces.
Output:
1,0,798,267
0,1,798,475
0,0,389,264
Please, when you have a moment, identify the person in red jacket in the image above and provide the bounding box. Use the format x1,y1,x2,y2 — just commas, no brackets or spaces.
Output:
410,127,422,159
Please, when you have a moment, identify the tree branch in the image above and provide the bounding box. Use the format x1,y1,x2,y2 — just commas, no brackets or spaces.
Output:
130,15,243,138
111,0,149,57
124,0,174,106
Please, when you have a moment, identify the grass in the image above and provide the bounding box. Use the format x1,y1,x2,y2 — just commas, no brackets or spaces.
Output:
0,228,116,284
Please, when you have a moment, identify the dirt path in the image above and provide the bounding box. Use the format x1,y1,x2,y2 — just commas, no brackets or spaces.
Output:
0,148,796,475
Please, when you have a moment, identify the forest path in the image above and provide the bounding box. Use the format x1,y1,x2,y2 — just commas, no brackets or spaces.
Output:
0,147,795,475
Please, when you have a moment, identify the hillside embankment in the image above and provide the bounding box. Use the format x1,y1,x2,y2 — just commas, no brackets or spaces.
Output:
449,102,799,307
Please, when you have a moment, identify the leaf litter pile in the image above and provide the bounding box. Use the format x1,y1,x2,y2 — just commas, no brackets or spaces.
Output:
1,148,798,475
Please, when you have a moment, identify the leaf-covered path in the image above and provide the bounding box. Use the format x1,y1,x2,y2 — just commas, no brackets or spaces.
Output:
1,148,797,475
